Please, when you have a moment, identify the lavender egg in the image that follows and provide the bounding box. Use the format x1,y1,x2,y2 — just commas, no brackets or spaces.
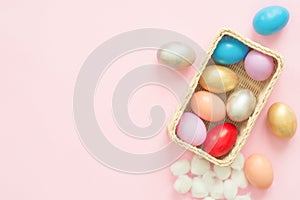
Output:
176,112,207,146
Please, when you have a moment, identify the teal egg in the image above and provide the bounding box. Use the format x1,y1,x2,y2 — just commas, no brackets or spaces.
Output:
212,36,249,65
253,6,289,36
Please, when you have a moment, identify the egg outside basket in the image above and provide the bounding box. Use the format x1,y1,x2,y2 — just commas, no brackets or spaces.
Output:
167,29,284,166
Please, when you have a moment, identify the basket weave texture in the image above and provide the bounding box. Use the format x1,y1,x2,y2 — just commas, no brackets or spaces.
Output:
167,29,284,166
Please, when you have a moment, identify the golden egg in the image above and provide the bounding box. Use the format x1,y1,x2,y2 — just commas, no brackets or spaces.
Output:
199,65,238,93
267,102,297,139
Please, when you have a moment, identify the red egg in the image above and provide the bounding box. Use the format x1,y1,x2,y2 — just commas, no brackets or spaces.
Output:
203,123,238,158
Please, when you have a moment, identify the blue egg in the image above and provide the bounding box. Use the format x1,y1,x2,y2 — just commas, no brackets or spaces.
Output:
212,36,249,65
253,6,289,36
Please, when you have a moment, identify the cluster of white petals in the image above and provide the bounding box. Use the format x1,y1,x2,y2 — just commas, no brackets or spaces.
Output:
170,154,251,200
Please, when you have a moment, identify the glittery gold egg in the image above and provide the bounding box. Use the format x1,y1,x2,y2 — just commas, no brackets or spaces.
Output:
199,65,238,93
267,103,297,139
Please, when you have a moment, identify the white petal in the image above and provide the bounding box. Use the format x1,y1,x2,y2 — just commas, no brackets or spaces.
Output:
223,179,238,200
234,193,251,200
210,179,224,199
203,171,216,192
231,169,248,189
213,165,231,180
170,159,190,176
191,177,209,198
204,197,216,200
191,155,211,175
231,153,245,170
173,175,193,194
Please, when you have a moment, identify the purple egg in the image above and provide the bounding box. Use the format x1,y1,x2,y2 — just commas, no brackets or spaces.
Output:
244,50,274,81
176,112,207,146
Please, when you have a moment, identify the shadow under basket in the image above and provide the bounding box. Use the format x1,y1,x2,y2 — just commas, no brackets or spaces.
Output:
167,29,284,166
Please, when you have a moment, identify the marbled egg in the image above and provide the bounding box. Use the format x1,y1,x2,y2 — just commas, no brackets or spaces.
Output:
199,65,239,93
176,112,207,146
157,41,196,69
190,91,226,122
226,89,256,122
267,102,297,139
253,6,289,36
244,50,274,81
212,36,249,65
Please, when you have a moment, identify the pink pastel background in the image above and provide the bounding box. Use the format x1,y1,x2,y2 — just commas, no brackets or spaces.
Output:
1,0,300,199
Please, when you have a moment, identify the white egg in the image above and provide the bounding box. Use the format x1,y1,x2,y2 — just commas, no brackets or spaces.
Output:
231,169,248,189
191,155,210,175
213,165,231,180
173,175,192,194
210,179,224,199
231,153,245,170
223,179,238,200
192,177,209,198
170,159,190,176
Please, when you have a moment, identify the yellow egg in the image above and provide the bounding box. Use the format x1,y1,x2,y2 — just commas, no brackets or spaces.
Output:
199,65,238,93
244,154,273,189
267,102,297,139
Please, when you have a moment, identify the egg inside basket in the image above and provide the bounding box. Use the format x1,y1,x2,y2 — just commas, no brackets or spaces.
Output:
168,29,284,166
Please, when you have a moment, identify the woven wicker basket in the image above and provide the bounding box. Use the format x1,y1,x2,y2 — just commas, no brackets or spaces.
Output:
167,29,284,166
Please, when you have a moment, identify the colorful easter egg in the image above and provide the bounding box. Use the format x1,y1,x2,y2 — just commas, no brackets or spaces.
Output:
176,112,207,146
244,50,274,81
203,123,238,158
212,36,249,65
226,89,256,122
190,91,226,122
199,65,239,93
157,41,196,69
253,6,289,36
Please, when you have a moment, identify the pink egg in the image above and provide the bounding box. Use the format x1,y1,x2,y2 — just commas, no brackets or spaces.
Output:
244,50,274,81
176,112,207,146
190,91,226,122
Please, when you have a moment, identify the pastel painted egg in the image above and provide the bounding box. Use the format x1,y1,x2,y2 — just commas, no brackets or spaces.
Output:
176,112,207,146
212,36,249,65
199,65,239,93
226,89,256,122
244,154,273,189
157,41,196,69
190,91,226,122
244,50,274,81
203,123,238,158
267,102,297,139
253,6,289,36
